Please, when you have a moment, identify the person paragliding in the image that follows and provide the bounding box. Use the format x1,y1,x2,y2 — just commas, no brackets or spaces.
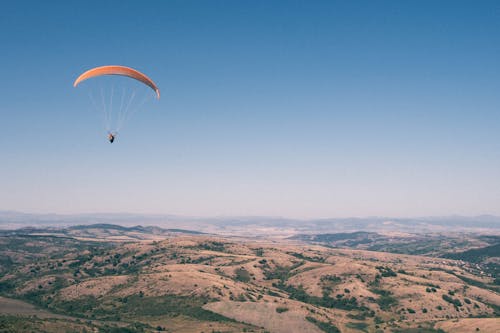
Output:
73,65,160,143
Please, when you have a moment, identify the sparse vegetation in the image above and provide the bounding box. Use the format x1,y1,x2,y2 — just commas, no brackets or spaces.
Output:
235,267,251,283
442,294,462,307
275,307,288,313
346,322,369,332
320,274,342,283
0,227,497,333
376,266,397,277
305,316,341,333
289,252,325,263
392,329,446,333
370,288,398,311
278,283,364,311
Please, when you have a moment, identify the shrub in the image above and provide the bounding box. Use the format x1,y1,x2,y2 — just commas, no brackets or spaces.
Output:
371,289,398,311
320,275,341,283
375,266,397,277
305,316,341,333
235,268,251,283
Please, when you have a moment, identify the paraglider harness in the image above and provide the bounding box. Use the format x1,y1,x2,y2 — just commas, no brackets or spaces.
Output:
108,133,115,143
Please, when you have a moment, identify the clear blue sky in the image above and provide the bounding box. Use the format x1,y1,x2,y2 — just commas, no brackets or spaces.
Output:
1,1,499,218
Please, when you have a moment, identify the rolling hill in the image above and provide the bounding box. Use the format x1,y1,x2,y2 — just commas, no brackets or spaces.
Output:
0,224,498,332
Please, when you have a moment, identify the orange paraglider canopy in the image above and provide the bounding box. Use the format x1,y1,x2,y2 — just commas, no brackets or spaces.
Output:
74,65,160,99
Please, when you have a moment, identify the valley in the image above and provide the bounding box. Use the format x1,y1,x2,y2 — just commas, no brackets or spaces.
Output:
0,224,498,332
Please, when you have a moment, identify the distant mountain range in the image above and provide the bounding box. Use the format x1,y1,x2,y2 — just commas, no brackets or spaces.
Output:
0,211,499,235
0,222,205,242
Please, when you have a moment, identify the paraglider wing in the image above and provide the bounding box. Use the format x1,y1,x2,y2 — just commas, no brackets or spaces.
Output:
74,65,160,99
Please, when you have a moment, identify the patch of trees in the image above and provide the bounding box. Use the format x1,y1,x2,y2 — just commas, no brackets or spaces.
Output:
275,283,365,311
305,316,341,333
346,322,369,331
392,329,446,333
234,267,251,283
442,294,462,307
443,243,500,263
288,252,325,263
370,288,398,311
99,322,150,333
0,280,15,293
429,267,499,293
263,262,304,281
254,248,264,256
51,295,100,318
347,310,375,320
320,275,342,283
375,266,397,277
199,241,226,252
117,294,235,322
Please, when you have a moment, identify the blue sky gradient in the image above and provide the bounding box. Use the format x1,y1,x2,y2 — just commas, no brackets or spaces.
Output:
1,1,499,217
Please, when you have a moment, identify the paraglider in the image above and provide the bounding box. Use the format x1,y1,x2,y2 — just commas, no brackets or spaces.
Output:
74,65,160,142
74,65,160,99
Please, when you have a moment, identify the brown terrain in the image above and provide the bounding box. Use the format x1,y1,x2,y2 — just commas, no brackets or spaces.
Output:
0,226,498,332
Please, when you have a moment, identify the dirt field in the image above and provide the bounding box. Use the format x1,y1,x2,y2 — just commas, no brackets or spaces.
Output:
435,318,500,332
205,300,324,333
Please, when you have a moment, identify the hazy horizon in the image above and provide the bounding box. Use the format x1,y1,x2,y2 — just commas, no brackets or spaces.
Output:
2,209,500,221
